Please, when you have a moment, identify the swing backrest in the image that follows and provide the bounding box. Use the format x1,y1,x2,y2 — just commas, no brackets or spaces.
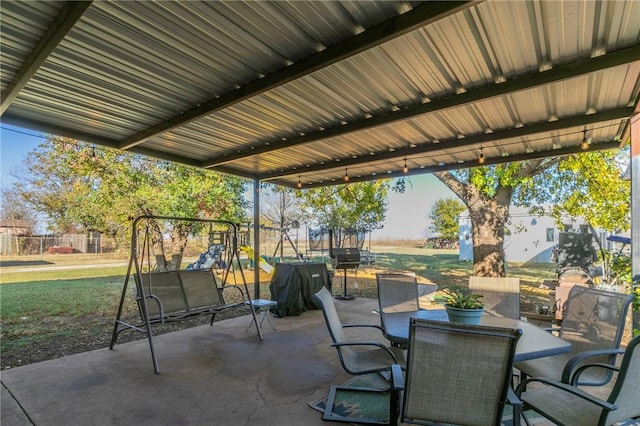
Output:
138,269,224,318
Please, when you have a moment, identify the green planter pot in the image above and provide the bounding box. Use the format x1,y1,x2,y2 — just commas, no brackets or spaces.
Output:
445,305,484,325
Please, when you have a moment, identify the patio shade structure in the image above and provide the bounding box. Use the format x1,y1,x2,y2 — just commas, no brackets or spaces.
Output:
1,1,639,283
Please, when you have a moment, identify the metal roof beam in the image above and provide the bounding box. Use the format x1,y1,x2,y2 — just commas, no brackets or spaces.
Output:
259,107,633,180
118,1,476,150
0,1,92,116
273,140,621,189
1,113,259,180
205,44,640,168
1,112,120,149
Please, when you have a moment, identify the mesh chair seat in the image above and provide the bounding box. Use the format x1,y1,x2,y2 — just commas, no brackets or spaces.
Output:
391,319,522,426
314,286,405,375
376,273,427,349
376,273,420,313
516,334,640,426
515,286,634,387
340,345,406,375
469,276,521,319
314,286,407,424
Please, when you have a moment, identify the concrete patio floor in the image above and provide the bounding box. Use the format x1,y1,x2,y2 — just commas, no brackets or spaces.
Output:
1,297,385,426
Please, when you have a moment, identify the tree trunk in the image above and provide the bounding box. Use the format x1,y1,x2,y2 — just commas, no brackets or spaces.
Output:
434,171,513,277
468,201,509,277
149,219,192,272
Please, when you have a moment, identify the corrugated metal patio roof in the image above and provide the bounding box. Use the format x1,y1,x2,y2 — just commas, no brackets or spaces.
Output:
1,1,639,188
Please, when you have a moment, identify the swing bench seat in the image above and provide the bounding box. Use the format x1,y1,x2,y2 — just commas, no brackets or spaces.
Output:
110,215,263,374
111,267,263,373
138,268,245,325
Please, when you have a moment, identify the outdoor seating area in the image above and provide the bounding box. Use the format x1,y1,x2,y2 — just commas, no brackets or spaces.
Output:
3,278,638,425
2,2,639,425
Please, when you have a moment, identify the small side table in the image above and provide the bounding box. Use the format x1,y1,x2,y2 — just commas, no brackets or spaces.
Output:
245,299,277,332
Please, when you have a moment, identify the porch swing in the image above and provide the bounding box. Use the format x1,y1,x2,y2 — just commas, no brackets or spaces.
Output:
110,215,262,373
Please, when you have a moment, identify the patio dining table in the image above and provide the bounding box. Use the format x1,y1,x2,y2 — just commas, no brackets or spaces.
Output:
381,309,571,363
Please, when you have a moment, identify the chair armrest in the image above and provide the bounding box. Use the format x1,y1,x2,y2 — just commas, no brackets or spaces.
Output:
390,364,404,391
561,348,624,384
515,377,617,412
389,364,404,426
331,341,400,363
220,284,246,299
343,323,385,332
571,362,620,386
506,388,522,408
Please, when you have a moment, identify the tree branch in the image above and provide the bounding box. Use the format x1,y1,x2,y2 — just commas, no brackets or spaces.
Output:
434,171,467,201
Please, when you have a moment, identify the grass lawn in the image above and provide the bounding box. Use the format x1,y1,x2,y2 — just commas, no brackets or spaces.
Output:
0,247,558,370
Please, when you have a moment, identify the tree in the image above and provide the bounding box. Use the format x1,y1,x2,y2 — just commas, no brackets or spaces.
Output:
259,185,305,259
14,136,249,270
517,150,630,232
0,187,36,234
435,159,561,276
516,149,631,283
297,181,390,245
260,185,303,230
429,198,466,241
1,187,37,255
434,149,629,277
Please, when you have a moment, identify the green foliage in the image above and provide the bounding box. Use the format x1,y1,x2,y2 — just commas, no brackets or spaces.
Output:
443,286,484,309
429,198,466,240
465,163,534,198
297,180,390,232
14,137,249,244
515,150,630,232
596,249,631,288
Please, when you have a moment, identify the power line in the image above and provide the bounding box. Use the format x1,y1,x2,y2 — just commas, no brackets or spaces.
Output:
0,126,48,139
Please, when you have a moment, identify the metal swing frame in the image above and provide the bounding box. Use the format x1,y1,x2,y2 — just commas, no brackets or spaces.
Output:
110,215,262,373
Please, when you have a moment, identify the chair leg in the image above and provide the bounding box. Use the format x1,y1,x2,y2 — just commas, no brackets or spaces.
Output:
512,404,521,426
389,386,400,426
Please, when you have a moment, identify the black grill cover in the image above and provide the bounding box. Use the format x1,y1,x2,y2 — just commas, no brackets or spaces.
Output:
269,263,332,317
331,248,360,269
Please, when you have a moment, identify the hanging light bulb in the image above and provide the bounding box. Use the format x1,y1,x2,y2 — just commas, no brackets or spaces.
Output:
296,175,302,189
478,147,485,164
403,158,408,173
581,130,589,150
91,146,97,161
344,168,350,182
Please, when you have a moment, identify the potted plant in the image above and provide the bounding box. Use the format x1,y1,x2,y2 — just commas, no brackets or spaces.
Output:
443,287,484,325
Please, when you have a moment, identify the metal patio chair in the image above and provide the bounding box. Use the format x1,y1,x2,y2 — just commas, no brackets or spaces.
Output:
376,273,426,348
515,286,634,388
469,276,521,319
313,286,406,424
314,286,405,377
515,334,640,426
389,318,523,426
376,273,420,314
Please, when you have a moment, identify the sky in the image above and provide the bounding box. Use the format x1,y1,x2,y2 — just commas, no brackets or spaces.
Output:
0,125,455,240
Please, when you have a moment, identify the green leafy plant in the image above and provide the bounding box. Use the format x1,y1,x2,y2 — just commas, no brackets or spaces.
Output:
443,287,484,309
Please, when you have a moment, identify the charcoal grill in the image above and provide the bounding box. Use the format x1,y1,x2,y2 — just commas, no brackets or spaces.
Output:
330,247,360,300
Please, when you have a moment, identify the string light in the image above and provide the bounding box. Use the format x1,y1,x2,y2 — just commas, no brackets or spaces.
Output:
403,158,408,173
296,175,302,189
91,146,97,161
478,147,485,164
344,168,349,182
581,130,589,150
